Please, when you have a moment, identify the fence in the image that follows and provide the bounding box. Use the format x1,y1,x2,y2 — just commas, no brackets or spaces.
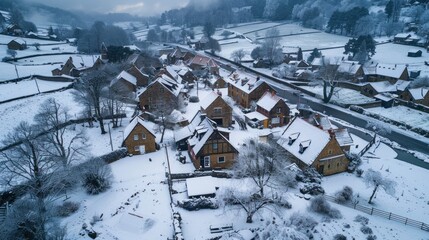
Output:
324,195,429,232
358,134,376,157
0,203,7,222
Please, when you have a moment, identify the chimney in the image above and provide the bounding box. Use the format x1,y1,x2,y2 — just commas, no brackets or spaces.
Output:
256,75,260,81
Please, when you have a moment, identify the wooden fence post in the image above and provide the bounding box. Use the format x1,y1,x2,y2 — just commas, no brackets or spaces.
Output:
405,218,408,225
389,212,391,220
370,208,374,215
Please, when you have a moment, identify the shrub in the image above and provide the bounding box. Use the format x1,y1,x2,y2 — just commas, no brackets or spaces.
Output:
334,186,353,204
296,167,322,183
56,201,80,217
360,226,373,234
81,158,113,195
309,196,342,219
333,234,347,240
356,169,364,177
288,212,318,231
354,215,369,225
300,183,325,195
367,235,377,240
177,197,218,211
189,96,199,102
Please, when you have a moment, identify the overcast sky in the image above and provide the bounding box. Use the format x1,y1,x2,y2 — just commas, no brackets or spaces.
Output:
25,0,190,16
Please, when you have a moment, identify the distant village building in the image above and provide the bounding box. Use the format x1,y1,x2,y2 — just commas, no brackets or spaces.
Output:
187,117,238,170
227,73,275,108
5,24,23,36
400,87,429,106
122,116,157,155
361,80,409,97
187,55,219,75
174,111,204,151
110,70,138,94
407,49,422,57
255,91,290,128
277,117,349,176
7,38,26,50
138,74,184,114
200,91,233,128
336,61,364,82
363,63,409,83
51,56,104,77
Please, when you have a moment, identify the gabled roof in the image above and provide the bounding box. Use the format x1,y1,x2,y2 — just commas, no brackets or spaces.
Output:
113,70,137,86
200,91,221,110
408,87,429,100
188,118,235,155
11,38,26,45
277,117,331,166
174,111,203,142
308,113,333,130
166,65,183,83
333,128,353,147
257,92,283,111
227,73,269,94
337,61,361,75
188,55,219,68
367,80,410,93
364,63,407,79
138,74,183,97
123,116,156,141
394,33,411,38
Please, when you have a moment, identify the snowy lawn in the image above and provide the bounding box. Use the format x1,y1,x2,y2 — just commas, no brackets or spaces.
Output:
301,85,376,105
0,62,63,81
323,142,429,223
0,79,71,102
366,105,429,132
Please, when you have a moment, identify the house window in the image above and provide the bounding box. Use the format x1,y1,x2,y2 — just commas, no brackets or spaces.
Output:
328,164,331,169
134,146,139,152
218,156,225,163
142,133,146,139
204,156,210,167
328,149,333,155
133,134,139,141
212,143,218,150
337,162,340,167
277,107,281,113
214,107,222,115
149,97,152,102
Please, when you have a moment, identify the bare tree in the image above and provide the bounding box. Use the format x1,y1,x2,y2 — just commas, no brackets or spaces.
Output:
234,138,288,198
73,64,120,134
261,28,283,65
231,49,247,63
102,87,128,128
312,57,341,103
0,122,63,240
364,169,396,204
34,98,89,169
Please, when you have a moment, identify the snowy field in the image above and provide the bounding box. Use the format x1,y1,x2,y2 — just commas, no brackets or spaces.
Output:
0,62,62,81
301,85,376,105
366,105,429,132
0,89,83,140
0,79,71,102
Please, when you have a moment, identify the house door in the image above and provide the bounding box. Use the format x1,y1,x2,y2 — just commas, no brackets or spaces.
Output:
139,145,146,154
203,156,210,168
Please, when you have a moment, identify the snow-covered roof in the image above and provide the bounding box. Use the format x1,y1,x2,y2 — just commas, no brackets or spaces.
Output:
394,33,411,38
166,65,183,83
277,117,331,166
124,44,140,51
174,111,203,142
337,61,361,75
190,119,215,154
256,92,283,111
364,63,407,79
115,70,137,85
244,111,268,121
11,38,26,45
188,55,218,68
333,128,353,147
368,80,410,93
200,91,220,110
309,114,332,130
408,88,429,100
138,74,183,97
408,49,422,54
374,93,394,101
123,116,156,141
227,73,267,94
186,176,216,197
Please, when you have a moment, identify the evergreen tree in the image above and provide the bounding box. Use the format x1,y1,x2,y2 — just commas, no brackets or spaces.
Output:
344,35,376,59
297,48,303,61
307,48,322,63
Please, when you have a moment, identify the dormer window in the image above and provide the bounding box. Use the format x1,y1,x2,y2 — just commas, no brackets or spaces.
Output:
299,140,311,154
288,132,300,145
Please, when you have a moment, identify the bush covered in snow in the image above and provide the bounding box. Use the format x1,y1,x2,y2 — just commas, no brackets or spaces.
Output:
354,215,369,225
257,221,309,240
287,212,318,232
356,169,364,177
177,197,219,211
81,158,113,195
334,186,353,204
300,183,325,195
309,196,342,219
333,234,347,240
189,96,199,102
296,168,322,183
367,235,377,240
56,201,80,217
360,226,373,234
